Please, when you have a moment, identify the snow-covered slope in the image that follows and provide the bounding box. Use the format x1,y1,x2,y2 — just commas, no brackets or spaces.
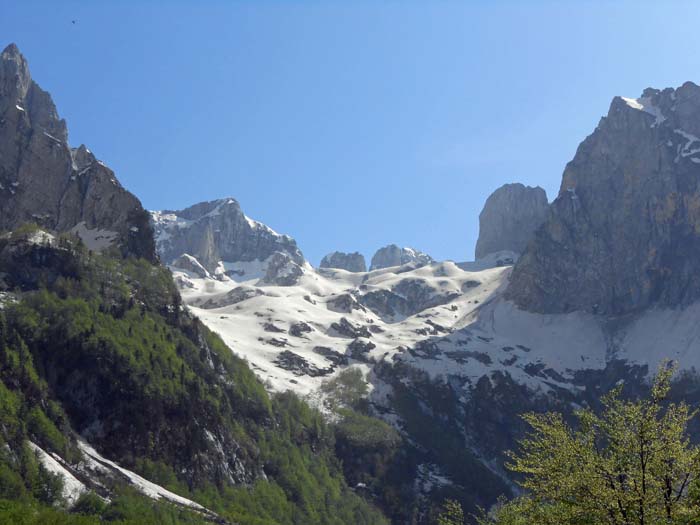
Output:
177,259,519,395
173,249,700,403
179,262,549,396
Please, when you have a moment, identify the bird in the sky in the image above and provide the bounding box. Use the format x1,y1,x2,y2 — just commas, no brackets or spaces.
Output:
71,20,76,25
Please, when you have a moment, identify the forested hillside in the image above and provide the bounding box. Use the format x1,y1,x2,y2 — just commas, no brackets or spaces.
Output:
0,227,387,524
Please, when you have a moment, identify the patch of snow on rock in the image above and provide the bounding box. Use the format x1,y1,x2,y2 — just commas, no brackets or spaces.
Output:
622,96,666,126
77,440,207,511
28,442,86,505
69,222,118,251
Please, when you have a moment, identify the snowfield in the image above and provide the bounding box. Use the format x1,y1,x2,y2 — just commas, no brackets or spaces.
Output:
167,248,700,416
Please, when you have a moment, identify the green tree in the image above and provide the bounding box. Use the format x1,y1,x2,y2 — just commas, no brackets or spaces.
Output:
320,368,369,410
436,498,464,525
482,363,700,525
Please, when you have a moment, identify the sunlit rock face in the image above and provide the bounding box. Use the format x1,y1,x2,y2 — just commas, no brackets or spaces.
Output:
0,44,155,260
475,183,548,260
507,83,700,315
151,197,305,281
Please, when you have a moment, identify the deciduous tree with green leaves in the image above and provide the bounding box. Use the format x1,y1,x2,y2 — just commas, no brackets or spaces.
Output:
481,363,700,525
436,498,465,525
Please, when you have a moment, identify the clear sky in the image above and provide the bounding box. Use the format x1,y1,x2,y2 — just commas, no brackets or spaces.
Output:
3,1,700,264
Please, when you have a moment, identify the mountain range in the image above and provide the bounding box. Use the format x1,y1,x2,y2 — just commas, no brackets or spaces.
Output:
3,42,700,524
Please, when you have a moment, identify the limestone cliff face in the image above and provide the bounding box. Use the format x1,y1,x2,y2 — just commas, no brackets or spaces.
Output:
0,44,155,260
151,198,305,273
506,83,700,315
475,183,548,259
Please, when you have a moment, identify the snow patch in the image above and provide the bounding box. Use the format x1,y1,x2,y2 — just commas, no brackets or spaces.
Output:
28,442,86,505
42,131,63,144
674,129,700,162
69,222,118,251
77,440,207,511
244,214,284,237
621,96,666,126
614,302,700,370
26,230,55,246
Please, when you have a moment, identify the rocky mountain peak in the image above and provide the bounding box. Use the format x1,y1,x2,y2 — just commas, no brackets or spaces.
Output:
475,183,548,260
507,82,700,315
1,43,31,100
1,43,67,143
71,144,96,171
369,244,433,271
319,251,367,272
151,198,305,282
0,43,155,260
2,42,20,55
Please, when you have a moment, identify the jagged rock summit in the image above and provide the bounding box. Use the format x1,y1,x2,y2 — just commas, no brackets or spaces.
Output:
319,251,366,272
475,183,548,260
0,43,155,260
507,82,700,315
369,244,433,271
151,198,306,283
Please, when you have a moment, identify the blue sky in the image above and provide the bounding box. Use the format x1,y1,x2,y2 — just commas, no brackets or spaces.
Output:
3,1,700,264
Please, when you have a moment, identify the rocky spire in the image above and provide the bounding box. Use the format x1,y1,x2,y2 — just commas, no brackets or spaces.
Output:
475,183,548,260
0,43,31,101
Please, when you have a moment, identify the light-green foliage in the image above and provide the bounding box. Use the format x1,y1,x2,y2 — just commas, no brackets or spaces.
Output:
321,368,369,410
482,363,700,525
436,498,465,525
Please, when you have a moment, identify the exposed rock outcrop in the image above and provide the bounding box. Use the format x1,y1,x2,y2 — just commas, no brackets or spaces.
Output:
507,83,700,315
261,251,304,286
369,244,433,271
475,183,548,259
359,278,460,320
274,350,333,377
330,317,372,339
319,251,367,272
326,293,366,314
172,253,210,279
0,44,156,260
